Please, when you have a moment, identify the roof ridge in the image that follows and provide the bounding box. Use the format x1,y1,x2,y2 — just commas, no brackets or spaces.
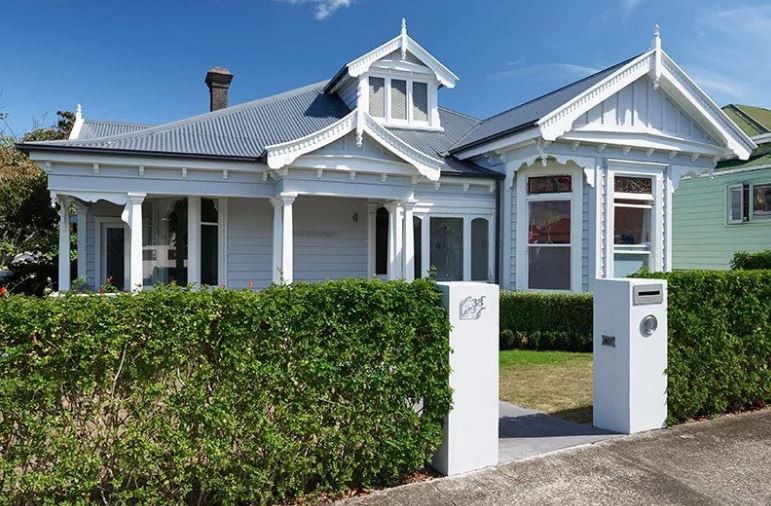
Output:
438,106,481,123
730,104,771,134
24,80,331,147
84,119,153,127
475,53,643,126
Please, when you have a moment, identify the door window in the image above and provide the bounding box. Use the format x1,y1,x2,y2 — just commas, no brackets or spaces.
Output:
430,217,463,281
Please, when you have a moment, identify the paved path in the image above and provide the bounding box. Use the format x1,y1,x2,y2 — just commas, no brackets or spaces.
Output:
498,401,619,463
343,409,771,505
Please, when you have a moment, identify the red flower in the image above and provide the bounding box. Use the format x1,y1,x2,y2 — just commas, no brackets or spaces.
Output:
0,286,7,297
248,281,255,289
99,287,105,295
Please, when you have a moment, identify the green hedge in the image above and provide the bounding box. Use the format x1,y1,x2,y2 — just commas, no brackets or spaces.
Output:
0,280,451,504
638,270,771,423
499,291,593,352
731,250,771,270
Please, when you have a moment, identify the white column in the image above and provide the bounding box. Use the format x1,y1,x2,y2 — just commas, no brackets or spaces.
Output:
75,202,88,284
385,201,403,280
403,202,415,281
271,193,296,284
57,195,71,292
421,215,431,278
367,202,378,278
187,196,201,285
125,193,146,291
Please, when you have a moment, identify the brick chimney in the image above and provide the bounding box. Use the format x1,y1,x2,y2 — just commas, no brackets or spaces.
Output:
205,66,233,112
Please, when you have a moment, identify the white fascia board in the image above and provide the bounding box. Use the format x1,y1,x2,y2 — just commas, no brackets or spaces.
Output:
346,34,458,89
659,52,755,159
537,51,654,141
452,128,541,160
27,150,266,173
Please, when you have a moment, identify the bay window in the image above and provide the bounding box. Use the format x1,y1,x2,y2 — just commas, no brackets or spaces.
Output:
525,175,574,290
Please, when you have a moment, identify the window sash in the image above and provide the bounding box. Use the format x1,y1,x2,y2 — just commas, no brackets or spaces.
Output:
752,183,771,220
727,184,744,224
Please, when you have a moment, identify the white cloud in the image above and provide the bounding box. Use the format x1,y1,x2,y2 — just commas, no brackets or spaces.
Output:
275,0,353,20
621,0,643,15
488,62,602,82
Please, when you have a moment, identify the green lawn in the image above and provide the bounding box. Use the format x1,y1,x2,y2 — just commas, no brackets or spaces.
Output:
499,349,593,424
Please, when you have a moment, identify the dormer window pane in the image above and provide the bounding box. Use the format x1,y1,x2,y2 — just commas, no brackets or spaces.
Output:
413,82,428,122
369,77,385,118
391,79,407,120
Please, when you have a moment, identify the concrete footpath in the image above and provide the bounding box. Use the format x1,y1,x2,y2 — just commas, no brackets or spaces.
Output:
343,409,771,506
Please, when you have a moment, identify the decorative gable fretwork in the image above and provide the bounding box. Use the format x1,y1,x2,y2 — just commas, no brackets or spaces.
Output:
264,109,443,181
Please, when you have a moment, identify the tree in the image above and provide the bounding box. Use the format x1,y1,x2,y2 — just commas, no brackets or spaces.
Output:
0,111,74,270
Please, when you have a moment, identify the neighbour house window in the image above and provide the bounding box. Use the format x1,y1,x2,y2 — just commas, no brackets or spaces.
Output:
752,183,771,220
471,218,489,281
527,176,572,290
375,207,389,275
413,216,422,279
412,82,428,122
391,79,408,120
369,77,385,118
613,176,653,278
142,198,188,286
201,198,219,286
430,217,463,281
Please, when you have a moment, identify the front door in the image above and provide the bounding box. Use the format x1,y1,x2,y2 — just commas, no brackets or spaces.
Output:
100,222,129,290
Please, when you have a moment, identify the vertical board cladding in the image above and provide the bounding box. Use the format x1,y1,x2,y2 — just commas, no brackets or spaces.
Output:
227,197,272,289
509,177,517,289
85,201,123,290
582,182,590,291
293,196,369,282
672,169,771,270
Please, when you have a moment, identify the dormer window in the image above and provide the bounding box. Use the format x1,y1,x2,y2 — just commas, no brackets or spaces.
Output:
367,74,438,129
369,77,385,117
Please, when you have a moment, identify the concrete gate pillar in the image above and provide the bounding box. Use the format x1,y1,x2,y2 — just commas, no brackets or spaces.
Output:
433,282,499,476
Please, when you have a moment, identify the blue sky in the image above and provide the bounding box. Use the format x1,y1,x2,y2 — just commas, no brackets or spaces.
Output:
2,0,769,135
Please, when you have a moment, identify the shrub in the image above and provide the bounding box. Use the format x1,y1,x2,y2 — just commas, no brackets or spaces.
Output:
499,291,593,352
637,270,771,423
0,280,452,504
731,250,771,270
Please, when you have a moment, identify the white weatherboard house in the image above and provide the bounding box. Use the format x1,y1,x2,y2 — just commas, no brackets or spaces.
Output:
19,23,755,292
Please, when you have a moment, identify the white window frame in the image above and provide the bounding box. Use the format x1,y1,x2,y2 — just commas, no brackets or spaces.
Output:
516,166,583,292
607,166,664,276
726,183,745,225
367,71,434,129
94,217,130,291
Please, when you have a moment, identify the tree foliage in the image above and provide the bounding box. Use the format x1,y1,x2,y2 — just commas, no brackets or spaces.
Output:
0,111,74,270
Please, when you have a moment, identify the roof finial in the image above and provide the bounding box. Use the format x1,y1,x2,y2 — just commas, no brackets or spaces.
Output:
75,103,82,120
652,24,661,51
401,18,407,36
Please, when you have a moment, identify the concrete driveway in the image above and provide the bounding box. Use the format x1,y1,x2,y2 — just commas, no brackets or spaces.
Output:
343,409,771,505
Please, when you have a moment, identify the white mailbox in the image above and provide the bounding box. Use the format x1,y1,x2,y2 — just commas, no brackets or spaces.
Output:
593,278,668,434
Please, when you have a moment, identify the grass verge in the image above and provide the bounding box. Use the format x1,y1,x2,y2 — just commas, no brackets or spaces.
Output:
499,349,593,424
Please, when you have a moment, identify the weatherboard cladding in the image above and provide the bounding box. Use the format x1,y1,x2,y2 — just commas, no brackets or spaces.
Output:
450,55,641,152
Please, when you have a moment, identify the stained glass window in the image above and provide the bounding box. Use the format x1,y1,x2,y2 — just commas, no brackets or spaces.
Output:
527,175,572,194
614,176,652,194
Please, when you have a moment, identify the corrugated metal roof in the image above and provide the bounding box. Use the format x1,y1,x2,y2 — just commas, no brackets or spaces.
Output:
22,81,495,177
77,120,152,139
27,81,350,158
722,104,771,138
451,54,642,152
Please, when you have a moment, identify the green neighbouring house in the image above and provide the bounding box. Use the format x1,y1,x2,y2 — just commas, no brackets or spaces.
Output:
673,104,771,270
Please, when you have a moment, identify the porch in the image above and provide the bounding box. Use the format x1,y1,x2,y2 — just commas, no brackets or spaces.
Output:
55,192,495,292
